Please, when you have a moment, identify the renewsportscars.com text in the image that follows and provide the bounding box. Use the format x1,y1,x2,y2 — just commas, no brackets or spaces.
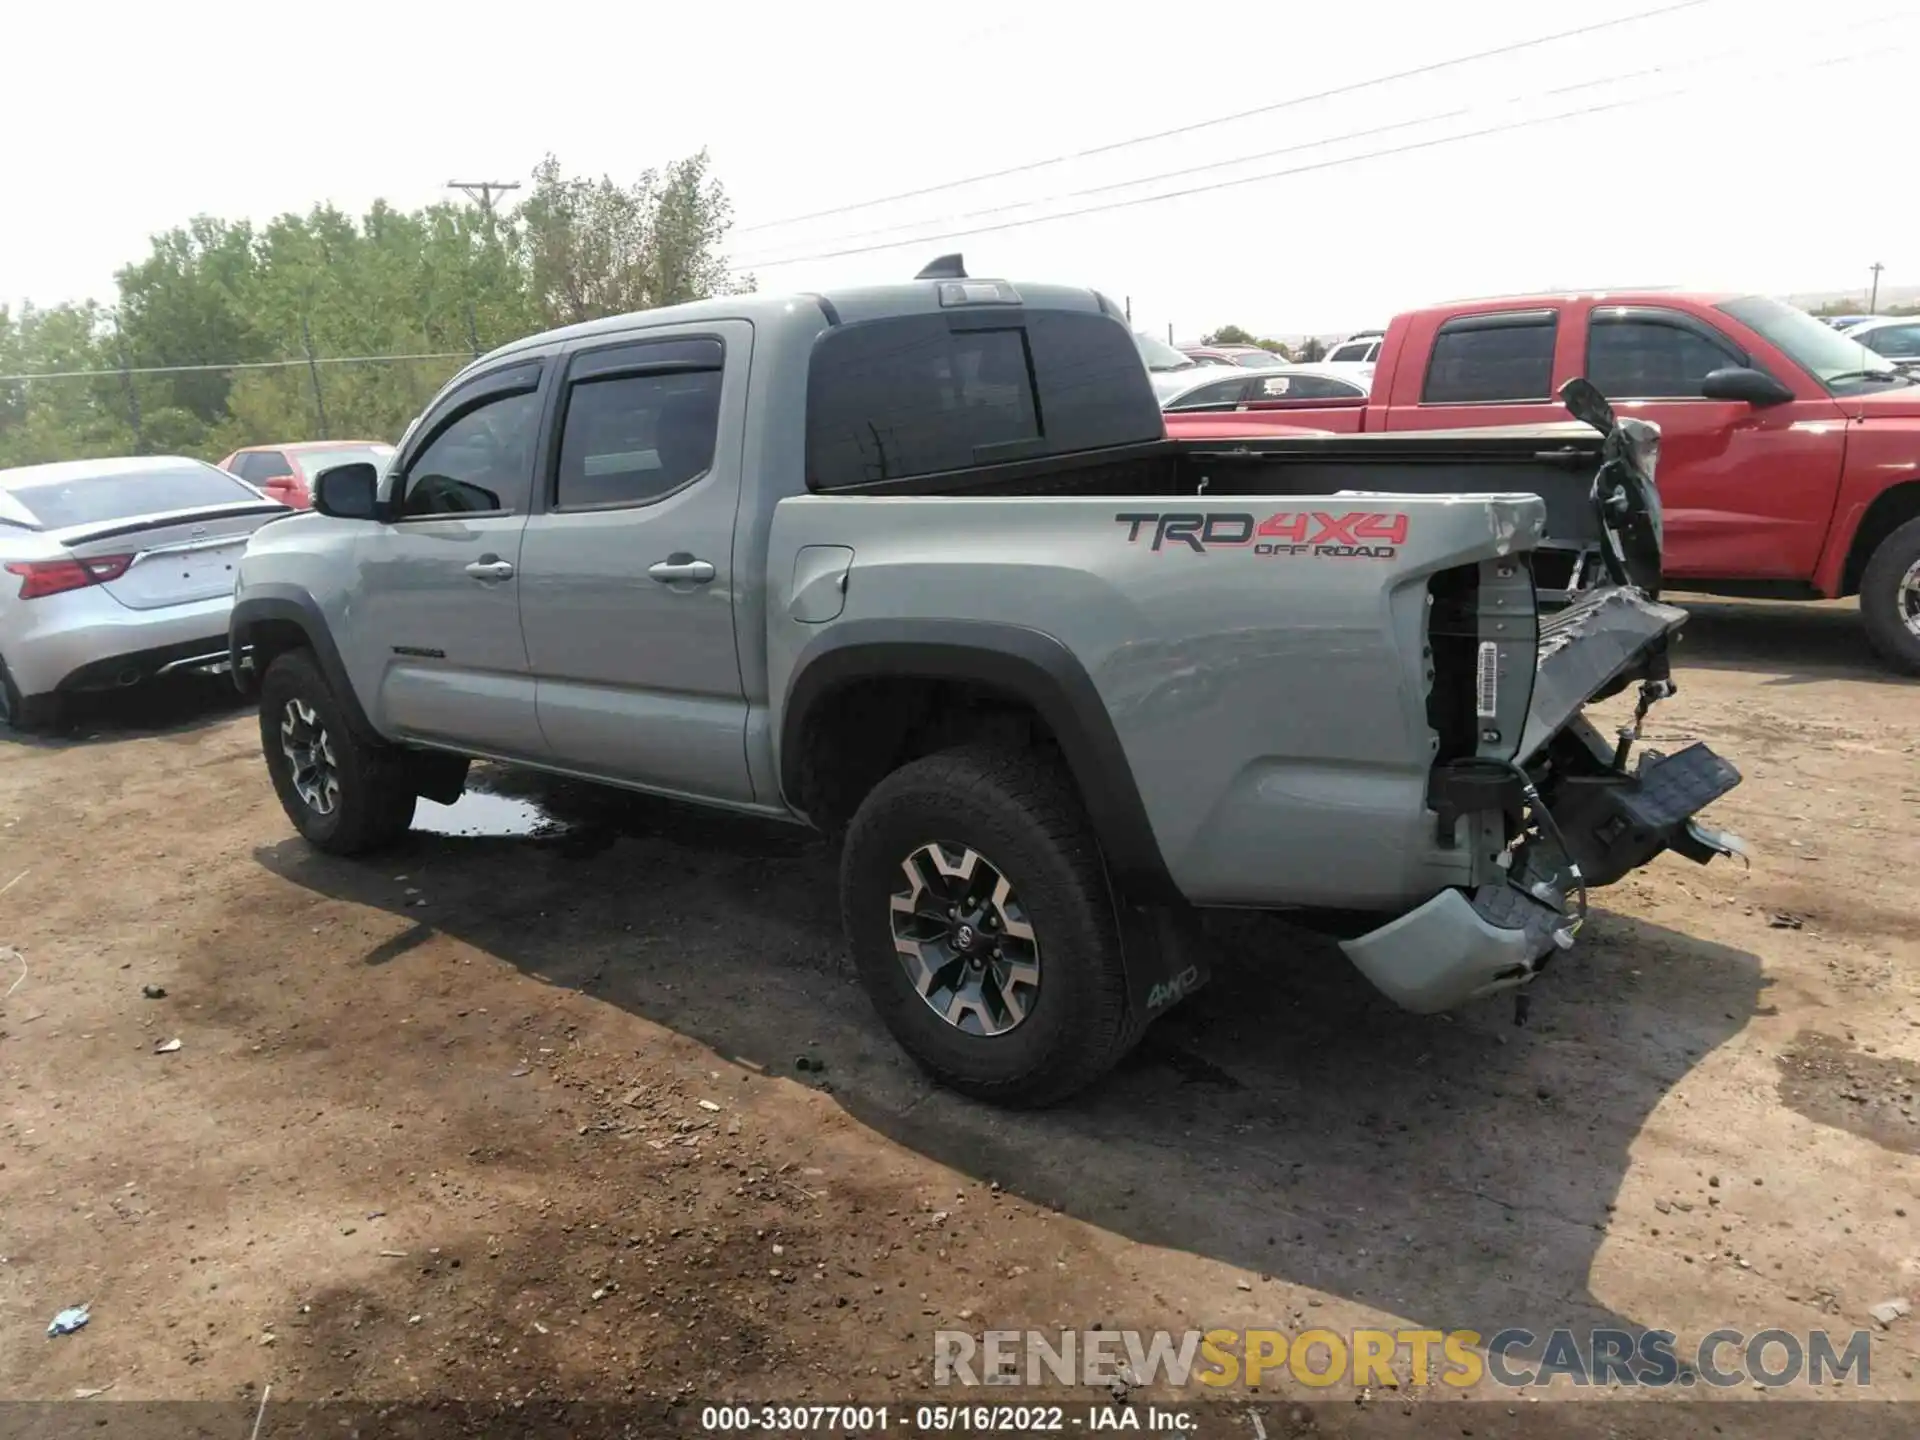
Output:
934,1326,1875,1390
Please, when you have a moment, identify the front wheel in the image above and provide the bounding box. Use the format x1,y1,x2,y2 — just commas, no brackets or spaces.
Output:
1859,516,1920,676
839,744,1136,1107
259,649,417,854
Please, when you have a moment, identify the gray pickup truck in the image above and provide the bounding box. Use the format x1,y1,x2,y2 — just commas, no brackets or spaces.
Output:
230,262,1744,1105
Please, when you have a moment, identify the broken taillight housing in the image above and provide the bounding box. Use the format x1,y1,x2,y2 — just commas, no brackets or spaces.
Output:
6,554,135,600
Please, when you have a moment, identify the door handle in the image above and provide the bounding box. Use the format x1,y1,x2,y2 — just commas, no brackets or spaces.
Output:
649,557,716,584
465,558,516,582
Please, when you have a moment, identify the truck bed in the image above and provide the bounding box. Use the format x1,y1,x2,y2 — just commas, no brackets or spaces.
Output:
825,423,1620,604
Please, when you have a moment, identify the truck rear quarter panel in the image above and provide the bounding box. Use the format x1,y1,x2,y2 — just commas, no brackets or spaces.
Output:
766,492,1549,911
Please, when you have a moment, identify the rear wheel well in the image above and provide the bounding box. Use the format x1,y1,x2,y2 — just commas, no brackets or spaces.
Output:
789,677,1066,836
1842,481,1920,595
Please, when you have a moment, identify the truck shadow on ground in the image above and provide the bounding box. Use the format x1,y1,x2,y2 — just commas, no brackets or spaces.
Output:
256,764,1769,1345
1665,594,1908,688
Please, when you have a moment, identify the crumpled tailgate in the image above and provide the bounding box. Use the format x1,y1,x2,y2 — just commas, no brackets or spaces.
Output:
1517,583,1688,762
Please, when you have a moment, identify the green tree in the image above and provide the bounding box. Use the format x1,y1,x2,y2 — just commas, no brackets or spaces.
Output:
518,149,749,328
1204,324,1258,346
0,151,746,468
1298,337,1328,363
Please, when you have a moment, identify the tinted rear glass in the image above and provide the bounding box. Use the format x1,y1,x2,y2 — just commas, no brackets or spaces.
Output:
7,466,265,529
808,308,1162,489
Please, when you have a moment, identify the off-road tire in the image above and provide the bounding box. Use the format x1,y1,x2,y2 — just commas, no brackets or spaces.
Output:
0,654,60,734
1859,516,1920,676
840,743,1134,1107
259,649,417,855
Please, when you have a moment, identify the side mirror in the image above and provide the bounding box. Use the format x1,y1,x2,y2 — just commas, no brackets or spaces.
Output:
312,462,381,520
1700,367,1794,407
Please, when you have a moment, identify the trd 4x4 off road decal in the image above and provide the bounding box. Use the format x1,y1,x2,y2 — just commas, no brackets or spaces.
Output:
1114,510,1408,559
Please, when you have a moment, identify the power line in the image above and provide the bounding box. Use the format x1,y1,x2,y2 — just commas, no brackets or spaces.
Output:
738,41,1900,271
0,351,473,384
732,0,1714,236
743,9,1909,261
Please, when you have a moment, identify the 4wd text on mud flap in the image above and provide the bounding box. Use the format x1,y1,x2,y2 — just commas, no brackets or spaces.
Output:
1145,965,1202,1013
1115,511,1408,559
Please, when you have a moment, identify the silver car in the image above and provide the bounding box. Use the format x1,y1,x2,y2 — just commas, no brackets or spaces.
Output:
1842,314,1920,373
0,456,290,730
1132,331,1238,403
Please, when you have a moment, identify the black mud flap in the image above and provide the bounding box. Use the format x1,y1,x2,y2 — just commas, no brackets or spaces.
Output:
1116,902,1212,1028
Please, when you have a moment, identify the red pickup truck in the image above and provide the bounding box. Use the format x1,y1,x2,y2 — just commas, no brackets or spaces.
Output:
1165,292,1920,673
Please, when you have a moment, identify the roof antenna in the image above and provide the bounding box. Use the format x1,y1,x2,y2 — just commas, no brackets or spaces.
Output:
915,253,968,280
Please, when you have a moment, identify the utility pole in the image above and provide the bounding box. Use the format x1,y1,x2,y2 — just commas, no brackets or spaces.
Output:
1124,295,1132,322
111,315,143,454
447,180,521,221
300,314,329,440
1869,261,1885,314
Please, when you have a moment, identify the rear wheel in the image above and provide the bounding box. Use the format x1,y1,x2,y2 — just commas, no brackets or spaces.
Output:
1859,517,1920,676
259,649,416,854
840,744,1135,1107
0,654,60,734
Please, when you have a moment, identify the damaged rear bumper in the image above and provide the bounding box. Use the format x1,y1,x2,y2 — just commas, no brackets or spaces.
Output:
1342,583,1745,1013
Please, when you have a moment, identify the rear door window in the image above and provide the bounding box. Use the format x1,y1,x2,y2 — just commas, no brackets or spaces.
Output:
1422,311,1558,404
8,465,266,529
556,368,723,509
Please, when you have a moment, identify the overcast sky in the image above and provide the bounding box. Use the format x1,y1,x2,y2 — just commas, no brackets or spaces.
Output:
4,0,1914,342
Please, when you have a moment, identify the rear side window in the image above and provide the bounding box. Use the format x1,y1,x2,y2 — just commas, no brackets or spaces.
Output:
232,450,291,482
1166,377,1252,411
1585,311,1745,399
807,308,1161,490
7,465,264,529
1254,373,1365,401
1327,343,1368,364
1422,311,1558,404
556,369,722,509
808,320,1036,486
1864,323,1920,359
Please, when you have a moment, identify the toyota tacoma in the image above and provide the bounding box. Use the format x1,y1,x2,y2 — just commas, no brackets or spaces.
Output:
229,258,1743,1106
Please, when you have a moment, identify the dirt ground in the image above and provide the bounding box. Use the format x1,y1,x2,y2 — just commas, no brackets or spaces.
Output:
2,595,1917,1434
